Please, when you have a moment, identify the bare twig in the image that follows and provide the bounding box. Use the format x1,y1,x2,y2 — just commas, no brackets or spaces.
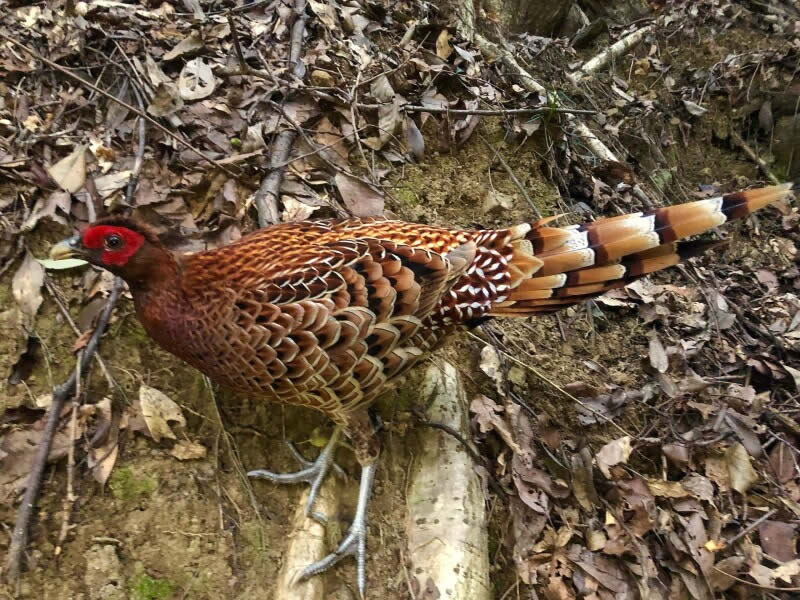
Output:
254,130,294,226
730,130,781,185
253,0,308,226
574,25,654,77
227,11,249,72
400,105,596,116
43,279,115,389
125,85,147,207
54,397,80,557
724,507,778,548
474,34,546,94
5,278,124,582
479,134,542,219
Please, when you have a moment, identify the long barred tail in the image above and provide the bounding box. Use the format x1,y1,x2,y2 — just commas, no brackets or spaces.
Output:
490,183,796,316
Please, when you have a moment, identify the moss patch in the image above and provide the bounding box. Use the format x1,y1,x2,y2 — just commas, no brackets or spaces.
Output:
129,573,175,600
109,467,157,502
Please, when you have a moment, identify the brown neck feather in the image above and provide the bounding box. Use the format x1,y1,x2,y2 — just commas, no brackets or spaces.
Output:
118,243,181,292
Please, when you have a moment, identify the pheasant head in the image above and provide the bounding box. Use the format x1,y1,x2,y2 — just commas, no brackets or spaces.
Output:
50,216,177,288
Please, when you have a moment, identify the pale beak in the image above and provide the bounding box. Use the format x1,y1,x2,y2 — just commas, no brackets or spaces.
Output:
49,235,85,260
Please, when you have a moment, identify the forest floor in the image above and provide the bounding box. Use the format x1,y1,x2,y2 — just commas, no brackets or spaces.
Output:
1,1,799,599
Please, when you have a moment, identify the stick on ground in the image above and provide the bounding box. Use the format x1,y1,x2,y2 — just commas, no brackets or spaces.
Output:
253,0,308,226
5,278,124,582
406,361,490,600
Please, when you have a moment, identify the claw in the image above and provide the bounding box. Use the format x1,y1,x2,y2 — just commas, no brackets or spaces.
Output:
297,461,376,599
248,427,343,517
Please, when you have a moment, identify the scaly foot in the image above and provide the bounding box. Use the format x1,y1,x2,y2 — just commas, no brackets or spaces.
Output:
248,426,344,520
297,461,376,599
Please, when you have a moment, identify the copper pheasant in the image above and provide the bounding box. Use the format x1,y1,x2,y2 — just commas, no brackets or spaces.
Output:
50,183,795,596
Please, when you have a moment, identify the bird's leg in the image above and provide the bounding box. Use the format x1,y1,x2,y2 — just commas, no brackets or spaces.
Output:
248,426,344,521
299,458,377,599
297,411,380,599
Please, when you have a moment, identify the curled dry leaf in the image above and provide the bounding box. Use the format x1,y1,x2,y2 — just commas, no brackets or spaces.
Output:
682,99,708,116
470,394,522,454
571,449,600,511
404,117,425,160
595,436,632,478
662,443,689,469
47,145,87,193
307,0,339,29
647,330,669,373
163,30,203,61
138,384,186,442
144,53,171,87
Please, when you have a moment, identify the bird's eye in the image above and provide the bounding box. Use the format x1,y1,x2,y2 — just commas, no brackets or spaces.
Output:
104,233,123,250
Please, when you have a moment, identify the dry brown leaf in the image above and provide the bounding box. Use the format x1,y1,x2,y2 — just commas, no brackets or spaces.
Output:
169,440,207,461
281,197,320,222
709,556,744,592
94,170,133,204
179,58,217,101
307,0,339,29
12,252,45,323
704,453,730,491
470,394,522,454
23,190,72,230
783,363,800,390
144,53,172,86
571,449,599,510
435,29,453,60
595,436,632,478
47,145,86,193
334,173,384,217
726,442,758,494
646,479,689,498
138,384,186,442
567,546,630,594
663,443,689,469
725,412,763,458
404,117,425,160
147,82,184,117
768,442,797,484
759,520,797,562
680,473,714,502
648,330,669,373
88,397,119,486
163,30,203,61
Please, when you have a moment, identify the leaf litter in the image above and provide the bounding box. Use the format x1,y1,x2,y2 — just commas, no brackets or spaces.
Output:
0,0,798,598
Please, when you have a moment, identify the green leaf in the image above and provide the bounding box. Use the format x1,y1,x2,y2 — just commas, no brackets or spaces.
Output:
37,258,88,270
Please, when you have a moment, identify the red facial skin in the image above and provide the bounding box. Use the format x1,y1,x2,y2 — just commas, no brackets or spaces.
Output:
81,225,145,267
